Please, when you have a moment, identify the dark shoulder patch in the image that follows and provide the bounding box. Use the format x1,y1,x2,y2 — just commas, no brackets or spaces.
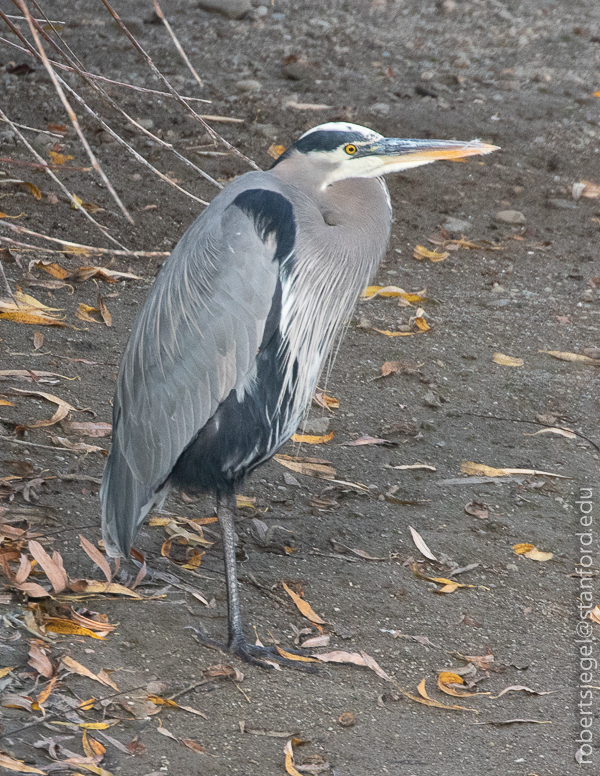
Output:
231,189,296,264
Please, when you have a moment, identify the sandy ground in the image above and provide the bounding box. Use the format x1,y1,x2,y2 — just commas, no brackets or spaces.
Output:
0,1,599,774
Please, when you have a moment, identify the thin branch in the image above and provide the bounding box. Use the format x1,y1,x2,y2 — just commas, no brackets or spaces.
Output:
0,35,211,101
1,9,219,194
0,107,127,250
99,0,260,171
18,0,134,224
0,225,169,258
152,0,203,89
0,117,63,137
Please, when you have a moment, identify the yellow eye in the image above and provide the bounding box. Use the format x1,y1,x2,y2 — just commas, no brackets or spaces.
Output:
345,144,357,155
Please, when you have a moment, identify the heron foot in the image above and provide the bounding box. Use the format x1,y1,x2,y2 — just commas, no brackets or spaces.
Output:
190,629,318,671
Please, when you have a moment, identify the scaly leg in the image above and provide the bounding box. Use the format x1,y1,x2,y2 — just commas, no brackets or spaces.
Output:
193,491,316,671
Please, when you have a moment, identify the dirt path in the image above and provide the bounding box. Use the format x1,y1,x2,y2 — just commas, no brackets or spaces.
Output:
0,1,599,774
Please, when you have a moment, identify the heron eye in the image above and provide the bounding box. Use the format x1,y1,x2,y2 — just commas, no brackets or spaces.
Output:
344,144,357,155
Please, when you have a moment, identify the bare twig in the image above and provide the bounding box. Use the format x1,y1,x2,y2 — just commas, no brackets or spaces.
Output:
0,117,63,137
152,0,203,89
3,8,218,196
0,35,211,101
0,107,127,249
18,0,134,223
0,224,169,257
99,0,260,171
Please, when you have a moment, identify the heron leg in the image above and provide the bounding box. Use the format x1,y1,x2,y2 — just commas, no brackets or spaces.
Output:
192,491,316,671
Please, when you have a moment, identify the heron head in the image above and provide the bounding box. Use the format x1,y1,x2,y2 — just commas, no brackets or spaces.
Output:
273,122,498,189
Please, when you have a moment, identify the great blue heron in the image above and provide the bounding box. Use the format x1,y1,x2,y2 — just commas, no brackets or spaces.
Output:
101,122,497,667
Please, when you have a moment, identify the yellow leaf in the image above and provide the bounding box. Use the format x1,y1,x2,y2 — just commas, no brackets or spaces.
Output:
0,399,14,406
267,144,286,159
22,182,42,200
540,349,600,365
414,316,430,332
361,285,428,303
438,671,488,697
0,311,66,326
34,261,69,279
36,675,58,707
44,618,106,640
70,194,83,210
413,244,449,262
313,391,339,410
513,542,533,555
236,496,256,509
460,461,568,479
0,667,15,679
413,678,477,711
149,516,171,526
50,720,118,730
48,151,74,165
284,740,303,776
282,581,325,624
0,211,25,220
372,328,413,337
513,543,553,561
148,694,178,708
291,431,334,444
0,754,45,773
275,647,319,663
493,352,524,367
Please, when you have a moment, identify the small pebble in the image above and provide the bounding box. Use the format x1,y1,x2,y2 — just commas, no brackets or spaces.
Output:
495,209,526,224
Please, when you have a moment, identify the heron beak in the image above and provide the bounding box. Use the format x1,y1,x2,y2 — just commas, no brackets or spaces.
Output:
371,138,499,170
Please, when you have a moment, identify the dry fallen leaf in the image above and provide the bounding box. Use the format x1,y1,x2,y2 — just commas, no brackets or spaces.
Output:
408,526,437,561
413,245,449,262
0,753,44,774
512,543,553,562
409,562,483,594
182,738,208,754
291,431,334,444
540,350,600,366
464,500,489,519
275,454,335,480
491,685,553,699
44,618,107,640
313,390,339,410
79,534,112,584
61,656,119,690
588,605,600,625
361,285,427,304
267,144,286,160
282,581,325,625
61,421,112,437
28,541,68,593
10,388,76,429
437,671,489,698
284,739,304,776
460,461,568,478
523,427,576,439
341,435,395,447
415,678,477,711
493,352,524,367
389,463,436,472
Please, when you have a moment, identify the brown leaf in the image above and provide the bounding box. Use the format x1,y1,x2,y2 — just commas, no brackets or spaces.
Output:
61,656,118,690
464,500,489,519
491,685,554,699
340,435,396,447
182,738,207,754
282,581,325,624
28,541,68,593
96,293,112,327
313,391,339,411
79,535,112,584
275,454,335,480
413,244,449,262
10,388,75,429
28,639,53,678
68,579,142,598
33,332,44,350
338,712,356,727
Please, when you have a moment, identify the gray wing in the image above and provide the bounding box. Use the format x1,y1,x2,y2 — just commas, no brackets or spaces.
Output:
101,197,281,556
